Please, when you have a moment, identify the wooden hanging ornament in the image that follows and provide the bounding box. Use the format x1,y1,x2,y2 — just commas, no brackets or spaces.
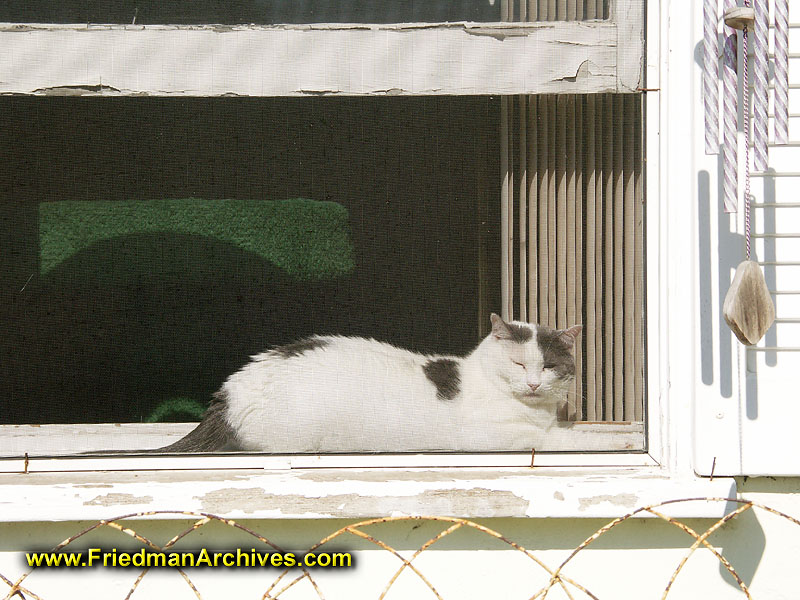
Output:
723,260,775,345
716,0,776,345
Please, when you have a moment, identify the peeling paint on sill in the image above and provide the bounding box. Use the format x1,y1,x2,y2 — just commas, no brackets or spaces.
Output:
195,487,529,517
84,493,154,506
577,493,639,511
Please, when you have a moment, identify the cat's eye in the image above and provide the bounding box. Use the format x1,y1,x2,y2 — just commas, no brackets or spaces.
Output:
512,360,526,369
543,363,557,370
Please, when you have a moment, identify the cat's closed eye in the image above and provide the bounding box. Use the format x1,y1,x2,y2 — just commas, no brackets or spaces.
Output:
511,360,526,369
543,363,558,370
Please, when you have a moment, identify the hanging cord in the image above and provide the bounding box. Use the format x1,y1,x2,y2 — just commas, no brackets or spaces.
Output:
742,1,752,261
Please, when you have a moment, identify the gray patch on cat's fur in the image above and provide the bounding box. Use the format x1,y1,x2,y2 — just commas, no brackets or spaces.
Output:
155,390,241,453
536,328,576,378
273,337,330,358
507,322,534,343
423,358,461,401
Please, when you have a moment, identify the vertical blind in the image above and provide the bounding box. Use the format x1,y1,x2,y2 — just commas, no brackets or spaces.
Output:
500,0,610,21
501,94,644,423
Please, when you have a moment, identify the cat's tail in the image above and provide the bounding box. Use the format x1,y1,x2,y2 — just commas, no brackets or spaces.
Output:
82,390,241,455
155,394,239,452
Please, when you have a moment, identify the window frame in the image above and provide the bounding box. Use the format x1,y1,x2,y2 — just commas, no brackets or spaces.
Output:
0,0,644,97
0,0,668,475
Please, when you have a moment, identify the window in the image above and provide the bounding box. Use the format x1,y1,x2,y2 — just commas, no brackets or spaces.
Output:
0,0,646,467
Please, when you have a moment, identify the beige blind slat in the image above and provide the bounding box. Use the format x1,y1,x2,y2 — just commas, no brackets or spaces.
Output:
504,93,642,425
584,95,598,420
565,96,578,419
557,96,568,330
603,94,615,420
566,0,576,21
623,94,637,421
528,96,539,324
519,97,528,323
528,0,538,21
538,96,551,326
574,96,584,421
500,96,512,321
613,94,624,421
593,96,606,420
511,0,607,21
557,0,568,21
547,96,557,324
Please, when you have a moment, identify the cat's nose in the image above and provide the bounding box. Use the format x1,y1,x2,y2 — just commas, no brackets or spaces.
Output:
528,383,541,392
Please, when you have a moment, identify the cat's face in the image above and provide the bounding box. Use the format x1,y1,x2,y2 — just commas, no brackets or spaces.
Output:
487,314,582,403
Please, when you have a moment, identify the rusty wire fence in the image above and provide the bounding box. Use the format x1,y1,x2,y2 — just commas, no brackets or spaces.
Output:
1,497,797,600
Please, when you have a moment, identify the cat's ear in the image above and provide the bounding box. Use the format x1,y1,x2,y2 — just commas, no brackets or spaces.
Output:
490,313,513,340
559,325,583,350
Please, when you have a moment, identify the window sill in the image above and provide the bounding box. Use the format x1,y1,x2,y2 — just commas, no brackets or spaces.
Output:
0,465,735,522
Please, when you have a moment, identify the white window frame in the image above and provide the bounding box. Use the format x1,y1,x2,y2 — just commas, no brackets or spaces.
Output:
0,0,737,518
0,0,643,97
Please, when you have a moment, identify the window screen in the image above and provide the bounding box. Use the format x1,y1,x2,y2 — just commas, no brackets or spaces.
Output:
0,95,499,419
0,94,644,456
0,0,608,25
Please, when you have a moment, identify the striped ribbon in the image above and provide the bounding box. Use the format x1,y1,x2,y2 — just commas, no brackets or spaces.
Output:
752,0,769,170
722,0,739,213
774,0,790,144
743,5,752,259
704,0,720,155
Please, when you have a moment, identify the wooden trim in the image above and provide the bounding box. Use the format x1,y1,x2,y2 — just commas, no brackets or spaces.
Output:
0,21,635,96
615,0,646,91
0,423,645,471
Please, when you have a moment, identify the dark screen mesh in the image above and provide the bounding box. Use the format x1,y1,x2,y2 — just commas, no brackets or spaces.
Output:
0,1,502,24
0,97,501,425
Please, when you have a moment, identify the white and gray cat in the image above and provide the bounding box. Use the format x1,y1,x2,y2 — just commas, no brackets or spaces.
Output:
149,314,581,453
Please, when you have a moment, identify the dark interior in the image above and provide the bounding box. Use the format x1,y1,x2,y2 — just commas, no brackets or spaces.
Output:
0,96,501,424
0,1,502,25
